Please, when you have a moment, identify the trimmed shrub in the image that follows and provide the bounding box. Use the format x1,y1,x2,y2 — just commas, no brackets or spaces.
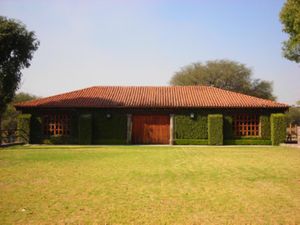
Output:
223,115,233,139
175,114,207,139
92,112,127,143
93,139,127,145
260,115,271,139
271,113,287,145
79,114,92,145
17,114,31,143
174,139,208,145
224,139,271,145
208,114,223,145
42,135,74,145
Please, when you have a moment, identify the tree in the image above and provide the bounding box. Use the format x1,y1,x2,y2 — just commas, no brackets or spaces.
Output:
170,60,276,100
286,100,300,125
0,16,39,142
280,0,300,63
1,92,38,131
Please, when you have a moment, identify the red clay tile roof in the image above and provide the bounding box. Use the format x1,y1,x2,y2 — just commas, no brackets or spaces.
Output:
14,86,289,109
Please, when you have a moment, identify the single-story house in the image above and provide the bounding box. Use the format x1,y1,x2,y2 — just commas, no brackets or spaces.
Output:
15,86,289,145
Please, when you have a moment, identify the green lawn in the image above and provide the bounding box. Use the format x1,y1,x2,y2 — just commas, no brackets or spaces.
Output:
0,145,300,225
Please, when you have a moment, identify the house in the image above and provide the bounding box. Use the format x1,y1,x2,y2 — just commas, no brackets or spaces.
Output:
15,86,289,145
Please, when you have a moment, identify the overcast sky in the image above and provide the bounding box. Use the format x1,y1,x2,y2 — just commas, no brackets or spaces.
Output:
1,0,299,104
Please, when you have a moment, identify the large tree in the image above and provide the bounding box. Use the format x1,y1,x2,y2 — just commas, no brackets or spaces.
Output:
170,60,276,100
280,0,300,63
0,16,39,140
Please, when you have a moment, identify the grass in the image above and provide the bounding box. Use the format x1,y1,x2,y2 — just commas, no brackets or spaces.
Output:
0,145,300,225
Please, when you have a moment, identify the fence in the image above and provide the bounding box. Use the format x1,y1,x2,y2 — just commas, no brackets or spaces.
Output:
0,129,29,145
286,124,298,143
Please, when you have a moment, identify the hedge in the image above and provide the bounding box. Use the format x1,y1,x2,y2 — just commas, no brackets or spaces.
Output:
174,139,208,145
260,115,271,139
224,139,271,145
42,135,75,145
208,114,223,145
174,114,207,139
271,113,287,145
17,114,31,143
78,114,92,144
92,112,127,143
93,139,127,145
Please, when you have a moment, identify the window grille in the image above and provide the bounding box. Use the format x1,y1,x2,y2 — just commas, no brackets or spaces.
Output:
43,114,71,136
233,114,259,137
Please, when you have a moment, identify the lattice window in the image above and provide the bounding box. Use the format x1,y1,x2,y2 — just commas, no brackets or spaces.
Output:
43,114,71,136
233,114,259,137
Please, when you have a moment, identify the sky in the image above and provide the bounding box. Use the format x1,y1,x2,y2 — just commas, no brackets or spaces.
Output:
1,0,299,104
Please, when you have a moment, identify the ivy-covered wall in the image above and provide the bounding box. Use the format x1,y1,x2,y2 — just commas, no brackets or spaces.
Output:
271,113,287,145
79,114,92,144
223,115,233,139
20,108,286,145
92,112,127,144
208,114,223,145
260,115,271,139
174,113,208,144
29,112,79,145
17,114,31,143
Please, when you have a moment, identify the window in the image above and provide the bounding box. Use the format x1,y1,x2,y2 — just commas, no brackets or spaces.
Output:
233,114,259,137
43,114,71,136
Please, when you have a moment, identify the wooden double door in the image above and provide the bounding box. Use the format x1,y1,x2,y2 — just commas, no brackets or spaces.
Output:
132,115,170,144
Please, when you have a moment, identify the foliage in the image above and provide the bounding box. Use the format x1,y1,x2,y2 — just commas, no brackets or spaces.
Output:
42,135,74,145
1,92,37,131
92,112,127,143
286,101,300,125
17,114,31,143
174,139,208,145
30,114,42,144
223,115,233,139
93,139,127,145
170,60,276,100
224,139,271,145
208,114,223,145
174,114,207,139
271,113,287,145
0,16,39,117
280,0,300,63
78,114,92,145
1,145,300,224
260,115,271,139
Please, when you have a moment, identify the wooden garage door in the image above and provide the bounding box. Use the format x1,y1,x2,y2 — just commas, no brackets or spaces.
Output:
132,115,170,144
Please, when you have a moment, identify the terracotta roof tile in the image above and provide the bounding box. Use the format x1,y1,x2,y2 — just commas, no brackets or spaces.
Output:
15,86,289,109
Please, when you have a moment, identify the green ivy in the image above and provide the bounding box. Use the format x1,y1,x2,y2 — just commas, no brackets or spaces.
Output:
92,112,127,143
42,135,75,145
174,139,208,145
224,139,271,145
260,115,271,139
271,113,287,145
78,114,92,145
30,114,42,144
17,114,31,143
223,115,233,139
208,114,223,145
174,114,207,139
